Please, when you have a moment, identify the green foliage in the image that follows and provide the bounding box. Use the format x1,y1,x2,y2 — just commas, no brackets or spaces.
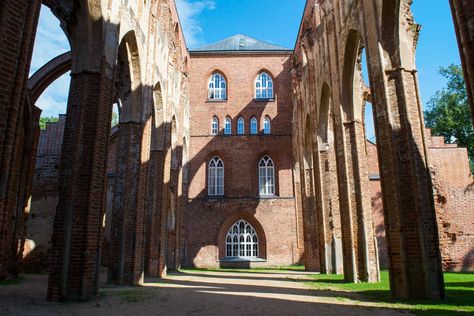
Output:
39,116,59,130
111,111,119,127
425,64,474,173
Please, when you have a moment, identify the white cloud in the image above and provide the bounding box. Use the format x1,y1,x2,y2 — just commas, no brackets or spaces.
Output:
176,0,215,48
35,72,70,117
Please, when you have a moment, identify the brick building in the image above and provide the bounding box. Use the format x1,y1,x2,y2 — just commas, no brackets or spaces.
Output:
185,35,303,268
2,0,474,302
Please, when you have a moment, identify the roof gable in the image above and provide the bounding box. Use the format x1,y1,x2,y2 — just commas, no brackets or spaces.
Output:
190,34,292,52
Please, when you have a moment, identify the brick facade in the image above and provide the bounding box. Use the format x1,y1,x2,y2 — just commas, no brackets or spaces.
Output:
185,51,302,268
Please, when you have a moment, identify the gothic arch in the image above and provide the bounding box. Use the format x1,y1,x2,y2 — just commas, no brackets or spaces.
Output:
217,213,267,261
117,31,144,123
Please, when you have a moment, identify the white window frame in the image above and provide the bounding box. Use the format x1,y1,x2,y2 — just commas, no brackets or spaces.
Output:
237,117,245,135
263,117,271,135
255,72,274,99
211,117,219,135
208,73,227,100
259,156,275,196
250,117,258,135
226,220,259,258
208,157,224,196
224,117,232,135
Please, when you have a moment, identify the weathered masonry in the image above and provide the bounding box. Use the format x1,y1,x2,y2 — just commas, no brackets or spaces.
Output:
0,0,473,304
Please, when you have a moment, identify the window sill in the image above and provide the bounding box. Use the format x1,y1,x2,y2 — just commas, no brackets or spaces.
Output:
207,99,227,103
258,195,278,199
218,257,267,263
254,98,275,102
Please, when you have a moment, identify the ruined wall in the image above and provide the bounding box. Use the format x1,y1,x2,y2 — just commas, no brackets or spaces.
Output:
23,115,65,272
368,131,474,271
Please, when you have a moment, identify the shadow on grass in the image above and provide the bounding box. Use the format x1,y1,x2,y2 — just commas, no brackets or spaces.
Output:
309,271,474,316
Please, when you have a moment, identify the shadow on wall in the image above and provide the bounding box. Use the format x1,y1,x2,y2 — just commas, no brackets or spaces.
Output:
182,57,302,269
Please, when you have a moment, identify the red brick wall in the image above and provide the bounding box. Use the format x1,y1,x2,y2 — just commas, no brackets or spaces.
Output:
368,131,474,271
186,52,302,267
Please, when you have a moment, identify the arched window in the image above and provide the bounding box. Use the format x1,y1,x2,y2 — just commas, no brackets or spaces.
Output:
250,117,258,135
237,117,245,135
226,220,259,258
211,116,219,135
208,157,224,196
259,156,275,196
263,117,271,135
224,117,232,135
208,73,227,100
255,72,274,99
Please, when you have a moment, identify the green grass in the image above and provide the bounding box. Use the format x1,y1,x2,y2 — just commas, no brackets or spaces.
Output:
0,276,23,286
307,271,474,316
180,265,305,274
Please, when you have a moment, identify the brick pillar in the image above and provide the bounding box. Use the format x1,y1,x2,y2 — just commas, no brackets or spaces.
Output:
318,145,343,274
312,144,329,274
157,143,172,277
47,65,114,301
374,68,445,300
0,0,41,280
300,159,320,271
109,119,151,285
145,150,165,276
450,0,474,124
333,104,379,283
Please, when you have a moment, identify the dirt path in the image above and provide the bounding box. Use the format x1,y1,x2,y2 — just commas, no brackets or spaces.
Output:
0,270,413,315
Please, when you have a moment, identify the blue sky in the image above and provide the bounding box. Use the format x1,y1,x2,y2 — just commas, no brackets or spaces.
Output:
32,0,461,136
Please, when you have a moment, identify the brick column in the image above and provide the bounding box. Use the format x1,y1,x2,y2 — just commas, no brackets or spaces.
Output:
318,145,343,274
145,149,165,276
157,143,172,277
109,119,151,285
450,0,474,124
312,144,329,274
373,68,445,300
332,103,379,283
300,159,321,271
47,65,114,301
0,0,41,280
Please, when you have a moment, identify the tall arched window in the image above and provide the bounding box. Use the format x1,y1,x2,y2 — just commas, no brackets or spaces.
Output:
263,117,271,135
250,117,258,135
211,116,219,135
226,220,259,258
208,73,227,100
237,117,245,135
208,157,224,196
259,156,275,196
224,117,232,135
255,72,274,99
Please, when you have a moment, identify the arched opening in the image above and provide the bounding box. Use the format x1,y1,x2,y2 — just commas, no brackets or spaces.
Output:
23,4,71,274
339,29,379,283
318,83,343,275
225,220,259,258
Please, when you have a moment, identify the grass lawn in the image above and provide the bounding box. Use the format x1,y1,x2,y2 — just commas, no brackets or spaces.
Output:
308,270,474,316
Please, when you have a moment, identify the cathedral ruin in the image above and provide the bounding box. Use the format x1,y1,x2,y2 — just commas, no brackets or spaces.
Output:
0,0,473,304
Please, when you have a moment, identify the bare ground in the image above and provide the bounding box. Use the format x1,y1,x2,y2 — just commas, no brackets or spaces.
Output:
0,270,414,316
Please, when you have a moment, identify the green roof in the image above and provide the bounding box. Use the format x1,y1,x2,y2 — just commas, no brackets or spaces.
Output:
190,34,292,53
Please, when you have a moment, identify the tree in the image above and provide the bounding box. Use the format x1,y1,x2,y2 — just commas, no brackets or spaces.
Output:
425,64,474,173
111,111,119,127
39,116,59,130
